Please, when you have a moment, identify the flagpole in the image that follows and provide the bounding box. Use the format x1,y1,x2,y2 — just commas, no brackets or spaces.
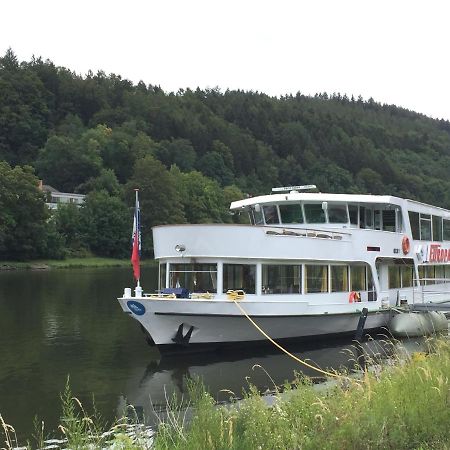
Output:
135,189,140,288
131,188,142,294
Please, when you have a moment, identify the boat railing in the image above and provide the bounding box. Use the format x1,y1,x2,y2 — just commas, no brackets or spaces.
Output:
265,226,351,241
411,279,450,305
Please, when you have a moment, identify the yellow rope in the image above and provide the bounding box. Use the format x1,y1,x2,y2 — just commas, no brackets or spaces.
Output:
233,299,344,379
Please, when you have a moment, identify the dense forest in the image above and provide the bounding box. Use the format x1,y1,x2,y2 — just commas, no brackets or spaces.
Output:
2,48,450,261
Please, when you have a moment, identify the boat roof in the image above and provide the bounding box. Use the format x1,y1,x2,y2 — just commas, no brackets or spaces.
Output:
230,192,404,210
230,191,450,216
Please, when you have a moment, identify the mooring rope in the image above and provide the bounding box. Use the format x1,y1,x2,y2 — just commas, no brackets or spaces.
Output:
232,299,345,379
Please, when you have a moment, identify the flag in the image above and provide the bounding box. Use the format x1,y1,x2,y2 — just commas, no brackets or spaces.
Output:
131,190,141,282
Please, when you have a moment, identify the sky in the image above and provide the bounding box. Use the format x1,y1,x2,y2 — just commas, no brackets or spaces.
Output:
2,0,450,120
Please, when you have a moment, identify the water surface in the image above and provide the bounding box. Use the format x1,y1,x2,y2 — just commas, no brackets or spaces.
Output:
0,267,407,444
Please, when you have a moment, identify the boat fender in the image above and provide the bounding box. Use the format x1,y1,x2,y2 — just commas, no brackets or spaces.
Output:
349,291,361,303
402,235,410,255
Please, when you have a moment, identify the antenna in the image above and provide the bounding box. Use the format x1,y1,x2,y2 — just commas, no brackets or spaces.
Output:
271,184,317,193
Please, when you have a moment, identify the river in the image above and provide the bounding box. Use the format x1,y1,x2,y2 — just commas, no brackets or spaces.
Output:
0,267,408,444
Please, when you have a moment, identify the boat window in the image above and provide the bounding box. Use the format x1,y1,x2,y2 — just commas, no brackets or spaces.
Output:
330,265,348,292
401,265,413,287
374,210,382,230
444,219,450,241
263,205,280,225
262,264,301,294
327,204,348,223
159,263,167,290
348,205,358,226
432,215,443,241
351,265,366,291
445,266,450,279
396,208,403,232
251,207,264,225
418,265,436,285
279,204,304,224
424,265,435,285
304,203,326,224
420,214,432,240
388,266,401,289
418,266,425,285
409,212,420,239
223,264,256,294
367,268,376,301
169,263,217,293
360,207,374,229
305,265,328,293
382,210,396,232
435,265,445,284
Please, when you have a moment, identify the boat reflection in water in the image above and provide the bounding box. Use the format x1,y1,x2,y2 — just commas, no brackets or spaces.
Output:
117,334,429,424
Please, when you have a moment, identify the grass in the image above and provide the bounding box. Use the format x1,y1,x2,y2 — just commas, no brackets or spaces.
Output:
0,257,156,270
153,338,450,450
1,339,450,449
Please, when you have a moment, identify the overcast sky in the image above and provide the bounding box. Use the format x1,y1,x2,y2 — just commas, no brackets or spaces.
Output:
2,0,450,120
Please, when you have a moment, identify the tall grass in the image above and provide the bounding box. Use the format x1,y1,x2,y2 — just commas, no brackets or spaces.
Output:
153,339,450,450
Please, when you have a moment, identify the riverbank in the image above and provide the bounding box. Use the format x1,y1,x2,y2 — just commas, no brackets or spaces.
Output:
0,257,156,271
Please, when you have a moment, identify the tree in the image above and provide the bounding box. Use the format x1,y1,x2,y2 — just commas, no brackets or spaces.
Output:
171,167,226,223
126,156,185,255
36,126,105,191
0,162,49,260
81,191,130,258
156,138,197,171
0,49,49,165
53,203,87,255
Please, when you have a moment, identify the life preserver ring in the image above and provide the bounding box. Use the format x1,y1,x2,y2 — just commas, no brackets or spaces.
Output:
349,291,361,303
402,236,410,255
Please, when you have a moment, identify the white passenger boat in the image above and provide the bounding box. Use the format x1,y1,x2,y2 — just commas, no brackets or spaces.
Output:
118,185,450,353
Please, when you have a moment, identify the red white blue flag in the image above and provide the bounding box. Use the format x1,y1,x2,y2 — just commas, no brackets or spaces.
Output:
131,190,141,282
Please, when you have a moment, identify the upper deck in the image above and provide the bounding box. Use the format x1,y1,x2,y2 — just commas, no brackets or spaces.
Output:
231,190,450,239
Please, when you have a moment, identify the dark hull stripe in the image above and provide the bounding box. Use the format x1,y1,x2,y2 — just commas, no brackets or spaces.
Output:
154,310,387,318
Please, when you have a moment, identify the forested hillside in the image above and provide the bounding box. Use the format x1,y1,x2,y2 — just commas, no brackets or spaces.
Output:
1,48,450,260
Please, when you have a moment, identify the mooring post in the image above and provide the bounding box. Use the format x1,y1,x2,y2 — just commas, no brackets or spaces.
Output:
355,307,369,342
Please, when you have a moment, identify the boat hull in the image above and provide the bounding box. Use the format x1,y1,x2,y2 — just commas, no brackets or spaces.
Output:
118,297,390,353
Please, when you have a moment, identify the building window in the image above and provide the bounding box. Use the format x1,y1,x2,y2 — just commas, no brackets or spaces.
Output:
223,264,256,294
262,264,301,294
331,265,349,292
305,265,328,293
